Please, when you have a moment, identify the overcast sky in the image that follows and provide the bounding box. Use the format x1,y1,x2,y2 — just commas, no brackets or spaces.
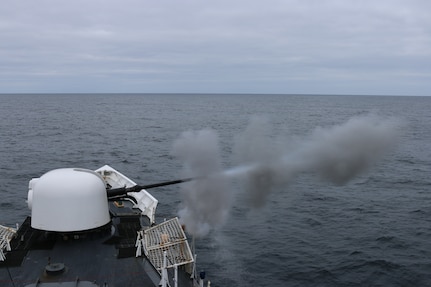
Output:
1,0,430,95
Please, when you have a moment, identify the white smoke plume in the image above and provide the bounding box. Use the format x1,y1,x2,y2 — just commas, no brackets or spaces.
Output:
173,114,403,236
172,129,231,237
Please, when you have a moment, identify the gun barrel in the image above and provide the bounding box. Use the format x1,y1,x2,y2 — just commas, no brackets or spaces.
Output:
106,177,194,198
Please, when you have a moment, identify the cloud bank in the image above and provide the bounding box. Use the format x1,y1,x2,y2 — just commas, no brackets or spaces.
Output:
1,0,430,95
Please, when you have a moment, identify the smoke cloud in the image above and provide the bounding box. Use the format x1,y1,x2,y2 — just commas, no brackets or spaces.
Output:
172,129,231,237
233,114,402,207
173,114,402,236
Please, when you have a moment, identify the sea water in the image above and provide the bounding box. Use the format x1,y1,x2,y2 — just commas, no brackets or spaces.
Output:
1,93,430,286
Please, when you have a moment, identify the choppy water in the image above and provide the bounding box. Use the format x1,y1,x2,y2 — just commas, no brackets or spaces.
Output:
1,93,430,286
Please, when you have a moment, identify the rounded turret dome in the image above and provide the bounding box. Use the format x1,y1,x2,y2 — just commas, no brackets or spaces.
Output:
29,168,110,232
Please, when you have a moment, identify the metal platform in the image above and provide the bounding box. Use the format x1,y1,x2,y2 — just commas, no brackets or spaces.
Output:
141,217,194,270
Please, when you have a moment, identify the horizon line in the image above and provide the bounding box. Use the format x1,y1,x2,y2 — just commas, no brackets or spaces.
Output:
0,92,427,97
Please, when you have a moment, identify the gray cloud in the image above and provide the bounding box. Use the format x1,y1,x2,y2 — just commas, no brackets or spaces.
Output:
231,114,402,208
1,0,430,94
172,129,232,237
173,114,403,235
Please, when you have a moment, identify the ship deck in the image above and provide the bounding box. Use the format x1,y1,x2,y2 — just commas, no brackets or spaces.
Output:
1,205,195,287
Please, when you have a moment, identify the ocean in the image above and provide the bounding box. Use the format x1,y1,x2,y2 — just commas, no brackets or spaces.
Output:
1,93,430,286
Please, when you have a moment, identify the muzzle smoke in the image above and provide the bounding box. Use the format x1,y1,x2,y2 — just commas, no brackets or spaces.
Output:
172,129,231,237
173,114,402,236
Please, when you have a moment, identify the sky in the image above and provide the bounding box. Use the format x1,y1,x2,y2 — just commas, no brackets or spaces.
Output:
1,0,430,95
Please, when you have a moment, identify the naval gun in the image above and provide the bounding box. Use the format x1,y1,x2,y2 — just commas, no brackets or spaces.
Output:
1,166,206,287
